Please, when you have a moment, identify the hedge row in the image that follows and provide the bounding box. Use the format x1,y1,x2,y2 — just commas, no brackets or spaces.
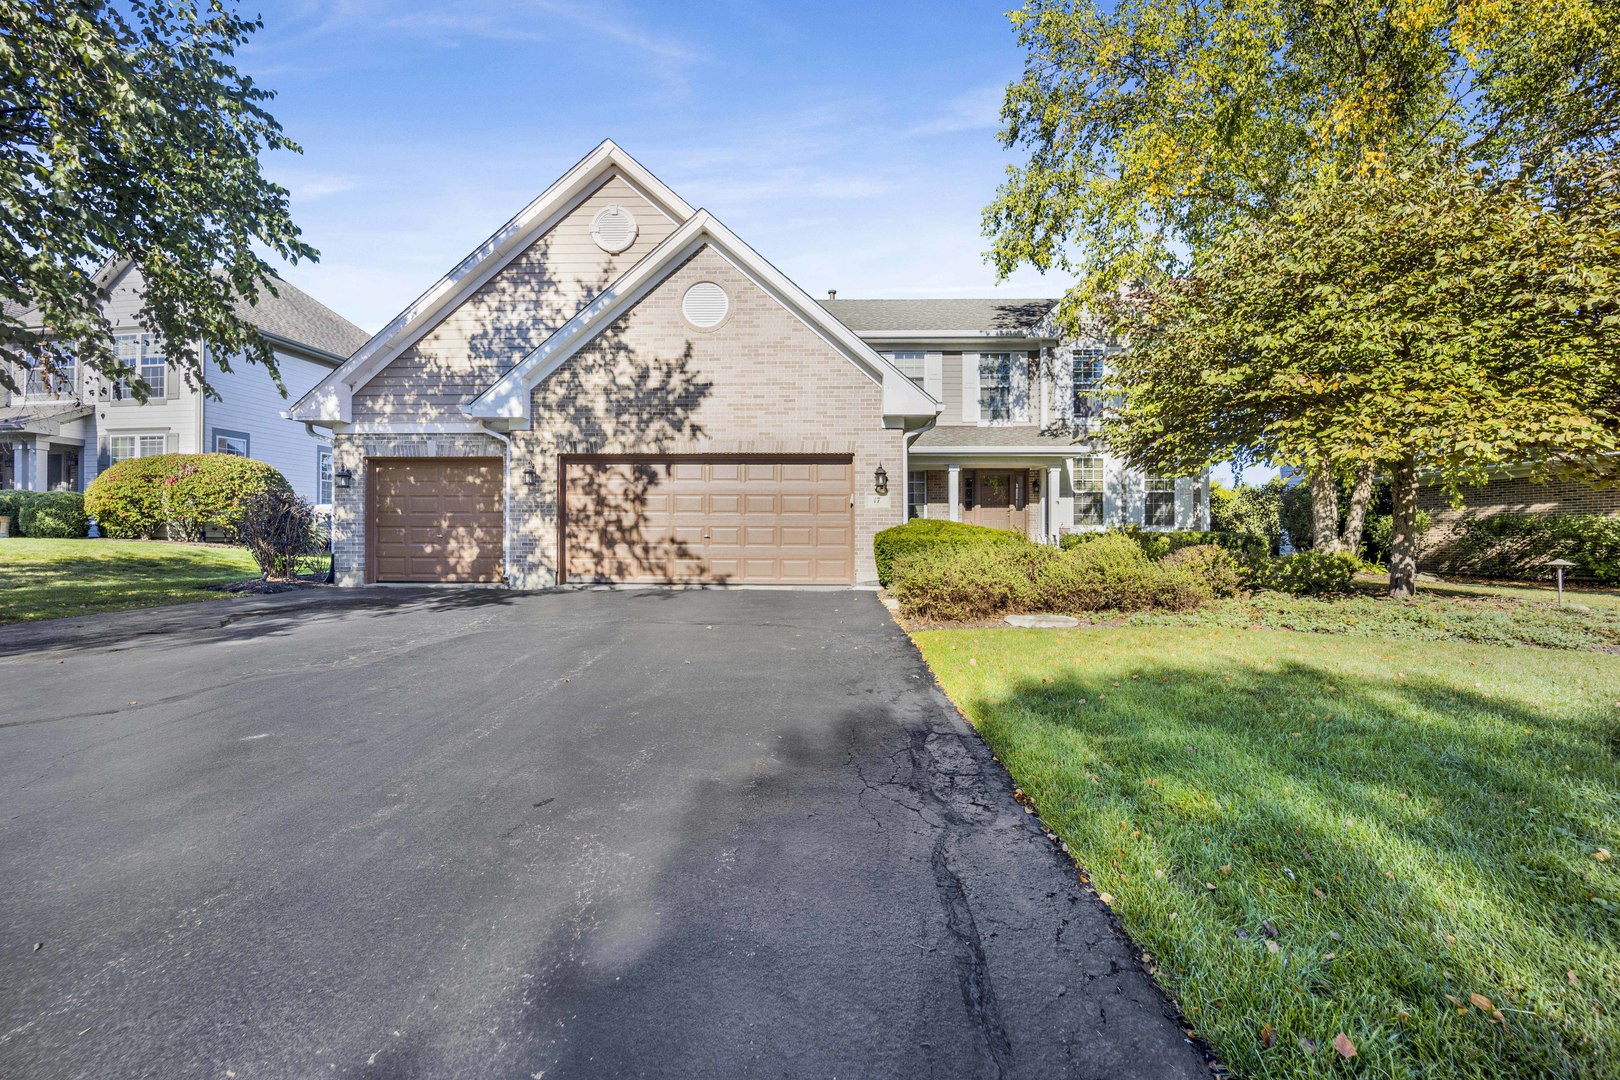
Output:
1060,526,1268,561
85,453,291,541
0,490,88,538
872,519,1027,587
1434,513,1620,585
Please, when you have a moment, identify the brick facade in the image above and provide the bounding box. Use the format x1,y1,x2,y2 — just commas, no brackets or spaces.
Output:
1417,472,1620,570
336,243,907,588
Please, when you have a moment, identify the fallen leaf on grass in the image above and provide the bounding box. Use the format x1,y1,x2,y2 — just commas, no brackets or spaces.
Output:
1265,940,1280,954
1099,893,1114,905
1445,994,1468,1013
1568,970,1580,987
1298,1037,1317,1054
1470,993,1495,1012
1259,1025,1276,1048
1333,1032,1357,1059
1594,849,1612,862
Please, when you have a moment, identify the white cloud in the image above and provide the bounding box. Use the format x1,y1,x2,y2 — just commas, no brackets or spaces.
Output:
906,84,1006,137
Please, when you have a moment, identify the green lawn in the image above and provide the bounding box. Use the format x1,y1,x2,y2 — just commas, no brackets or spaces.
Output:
913,625,1619,1079
0,538,259,624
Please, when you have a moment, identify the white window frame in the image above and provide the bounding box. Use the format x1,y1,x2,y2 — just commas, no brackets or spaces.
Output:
317,446,334,505
1144,474,1177,529
110,332,167,399
979,353,1014,424
1072,346,1105,423
212,430,249,457
109,432,167,464
907,470,927,520
890,350,926,390
1073,457,1105,528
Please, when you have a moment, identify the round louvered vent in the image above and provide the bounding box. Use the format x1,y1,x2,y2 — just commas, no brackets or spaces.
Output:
590,204,638,254
681,281,729,329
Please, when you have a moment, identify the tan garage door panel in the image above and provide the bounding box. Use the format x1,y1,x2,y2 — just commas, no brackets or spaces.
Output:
563,456,853,585
369,458,504,583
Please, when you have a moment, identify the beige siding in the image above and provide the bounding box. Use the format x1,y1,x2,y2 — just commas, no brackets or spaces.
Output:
940,352,962,424
353,172,679,423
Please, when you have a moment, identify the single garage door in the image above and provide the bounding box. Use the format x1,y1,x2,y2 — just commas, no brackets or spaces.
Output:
562,456,854,585
369,458,504,583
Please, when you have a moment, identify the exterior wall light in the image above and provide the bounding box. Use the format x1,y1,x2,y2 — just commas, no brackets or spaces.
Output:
335,467,353,489
523,465,540,488
873,465,889,496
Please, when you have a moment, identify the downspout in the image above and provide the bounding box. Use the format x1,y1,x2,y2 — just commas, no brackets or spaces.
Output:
903,412,940,517
476,421,514,588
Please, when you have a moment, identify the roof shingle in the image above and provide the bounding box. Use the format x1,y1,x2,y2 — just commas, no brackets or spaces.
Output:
818,297,1058,336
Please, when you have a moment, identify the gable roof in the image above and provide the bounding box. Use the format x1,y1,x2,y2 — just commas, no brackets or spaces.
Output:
819,297,1059,338
230,275,368,362
465,210,940,426
4,257,365,363
292,139,696,423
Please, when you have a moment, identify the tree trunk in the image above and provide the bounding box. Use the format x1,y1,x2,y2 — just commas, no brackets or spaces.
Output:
1388,457,1419,598
1340,462,1375,557
1309,465,1341,553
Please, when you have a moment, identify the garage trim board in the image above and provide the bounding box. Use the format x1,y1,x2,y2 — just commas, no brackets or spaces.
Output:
559,454,856,586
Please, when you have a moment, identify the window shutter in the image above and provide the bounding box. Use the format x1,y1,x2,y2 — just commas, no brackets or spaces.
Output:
961,353,980,423
166,432,178,454
165,364,178,400
924,353,943,399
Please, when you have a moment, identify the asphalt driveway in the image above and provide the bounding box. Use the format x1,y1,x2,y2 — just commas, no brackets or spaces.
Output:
0,589,1207,1079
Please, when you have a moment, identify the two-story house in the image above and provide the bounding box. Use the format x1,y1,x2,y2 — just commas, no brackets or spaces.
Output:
819,296,1209,539
289,141,1206,589
1,260,369,507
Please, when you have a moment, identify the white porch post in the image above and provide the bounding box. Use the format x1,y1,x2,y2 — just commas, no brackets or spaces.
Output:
11,440,26,490
1046,465,1061,542
947,464,961,523
30,440,49,490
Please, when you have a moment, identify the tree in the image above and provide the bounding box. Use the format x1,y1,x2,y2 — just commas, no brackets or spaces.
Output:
1103,153,1620,596
0,0,315,400
1210,477,1286,555
984,0,1619,560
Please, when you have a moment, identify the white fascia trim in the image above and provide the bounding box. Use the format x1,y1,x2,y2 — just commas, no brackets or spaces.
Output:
465,211,941,422
290,139,696,423
342,421,495,435
910,445,1087,455
856,331,1058,346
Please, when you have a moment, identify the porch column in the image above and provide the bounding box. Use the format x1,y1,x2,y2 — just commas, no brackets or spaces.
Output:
947,464,961,523
30,440,49,491
1047,465,1061,542
11,440,26,490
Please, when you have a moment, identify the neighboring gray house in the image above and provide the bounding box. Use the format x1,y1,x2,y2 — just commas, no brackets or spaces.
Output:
1,261,368,507
819,297,1210,538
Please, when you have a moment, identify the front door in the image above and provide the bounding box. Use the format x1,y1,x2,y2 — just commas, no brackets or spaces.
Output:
963,470,1028,533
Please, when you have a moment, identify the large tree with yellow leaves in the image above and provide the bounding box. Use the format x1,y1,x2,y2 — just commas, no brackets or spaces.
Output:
984,1,1619,592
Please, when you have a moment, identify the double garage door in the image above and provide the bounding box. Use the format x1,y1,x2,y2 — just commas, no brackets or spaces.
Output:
368,455,855,586
562,456,855,585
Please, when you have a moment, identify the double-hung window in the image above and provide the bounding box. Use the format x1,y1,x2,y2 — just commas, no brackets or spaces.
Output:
109,433,166,463
1145,475,1177,528
1073,457,1105,526
317,447,334,505
979,353,1013,423
890,350,926,390
907,471,927,520
110,333,166,398
1072,346,1105,421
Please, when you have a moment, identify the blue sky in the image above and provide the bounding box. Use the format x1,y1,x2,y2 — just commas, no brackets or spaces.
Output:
243,0,1258,485
244,0,1071,334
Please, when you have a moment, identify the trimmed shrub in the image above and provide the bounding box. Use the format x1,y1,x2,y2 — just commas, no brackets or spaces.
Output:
1436,513,1620,585
17,491,87,538
0,490,41,536
891,532,1212,620
1164,543,1245,597
1247,551,1360,596
873,518,1027,587
86,453,291,541
1059,527,1266,561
